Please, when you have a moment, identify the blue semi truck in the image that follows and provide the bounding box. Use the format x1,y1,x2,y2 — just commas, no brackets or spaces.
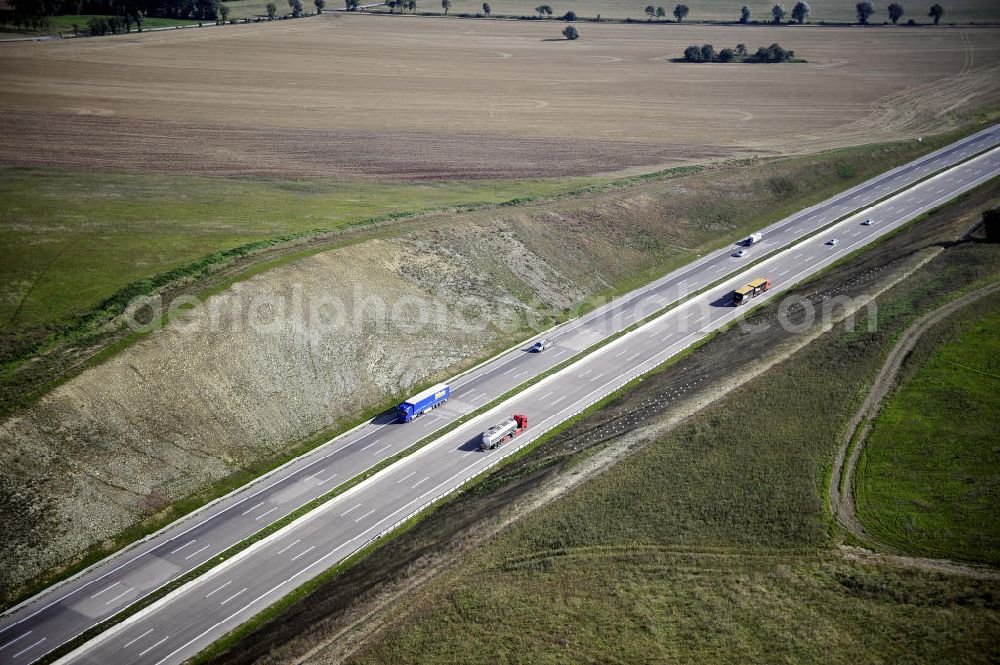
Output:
397,383,450,422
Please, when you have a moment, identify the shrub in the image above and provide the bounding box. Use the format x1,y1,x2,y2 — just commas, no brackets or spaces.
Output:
562,24,579,38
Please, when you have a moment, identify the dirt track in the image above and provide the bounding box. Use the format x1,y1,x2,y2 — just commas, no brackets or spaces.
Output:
1,18,998,177
829,277,1000,577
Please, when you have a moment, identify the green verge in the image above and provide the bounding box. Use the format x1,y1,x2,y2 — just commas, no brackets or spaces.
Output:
854,298,1000,565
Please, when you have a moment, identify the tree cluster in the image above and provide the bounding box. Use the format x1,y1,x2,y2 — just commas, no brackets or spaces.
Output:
6,0,221,30
682,42,796,63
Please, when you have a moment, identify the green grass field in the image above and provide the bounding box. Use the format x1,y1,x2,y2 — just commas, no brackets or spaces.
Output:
855,300,1000,565
0,169,591,333
8,14,202,35
343,240,1000,665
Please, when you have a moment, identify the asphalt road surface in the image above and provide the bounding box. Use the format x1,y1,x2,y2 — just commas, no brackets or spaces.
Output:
1,125,998,665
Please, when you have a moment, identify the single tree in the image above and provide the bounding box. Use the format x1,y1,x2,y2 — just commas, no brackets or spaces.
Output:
735,42,747,55
718,47,735,62
266,2,277,18
132,11,143,31
562,24,578,38
408,0,416,10
928,2,943,23
739,4,751,22
701,43,715,61
887,1,902,21
562,10,576,20
314,0,324,12
288,0,303,16
441,0,450,13
771,4,785,22
219,3,230,20
535,4,552,17
656,6,665,19
345,0,358,9
791,0,809,22
645,4,655,20
482,2,490,14
672,3,688,21
855,0,875,23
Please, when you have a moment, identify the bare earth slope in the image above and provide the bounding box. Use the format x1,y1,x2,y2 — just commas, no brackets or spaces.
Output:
0,18,998,177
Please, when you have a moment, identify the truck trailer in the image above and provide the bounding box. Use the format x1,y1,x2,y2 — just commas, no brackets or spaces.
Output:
397,383,450,422
746,232,763,245
733,277,770,305
479,414,528,450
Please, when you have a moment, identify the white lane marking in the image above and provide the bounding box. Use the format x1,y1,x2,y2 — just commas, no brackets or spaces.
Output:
627,352,641,361
590,372,605,381
276,539,301,555
137,635,169,657
0,631,32,651
104,587,133,606
580,369,592,377
240,502,265,516
169,540,196,555
553,348,568,358
122,628,153,649
371,444,391,456
360,438,381,451
396,471,416,484
12,637,45,659
462,450,476,458
411,476,429,489
219,588,247,606
304,471,323,481
204,581,232,598
552,396,566,405
255,507,278,521
463,391,480,401
502,367,515,375
340,503,362,517
514,370,528,378
89,582,120,599
183,544,211,561
354,508,377,523
318,473,338,484
539,391,553,400
290,545,316,562
615,349,629,357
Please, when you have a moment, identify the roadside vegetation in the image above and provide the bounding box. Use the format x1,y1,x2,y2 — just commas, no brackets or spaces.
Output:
202,183,1000,665
855,300,1000,565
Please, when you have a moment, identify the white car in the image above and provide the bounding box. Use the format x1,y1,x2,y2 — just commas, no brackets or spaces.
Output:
733,249,747,258
531,338,553,352
862,218,874,226
826,238,839,246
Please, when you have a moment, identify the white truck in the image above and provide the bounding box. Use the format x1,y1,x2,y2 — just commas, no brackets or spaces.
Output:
746,232,763,245
479,414,528,450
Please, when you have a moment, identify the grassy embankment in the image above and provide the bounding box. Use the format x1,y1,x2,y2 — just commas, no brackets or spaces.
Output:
339,232,1000,663
855,300,1000,565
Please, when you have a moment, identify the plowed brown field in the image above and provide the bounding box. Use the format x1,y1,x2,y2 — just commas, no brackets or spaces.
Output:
1,16,998,178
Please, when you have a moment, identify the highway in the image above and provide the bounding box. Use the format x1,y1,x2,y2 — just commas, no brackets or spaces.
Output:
1,125,998,665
